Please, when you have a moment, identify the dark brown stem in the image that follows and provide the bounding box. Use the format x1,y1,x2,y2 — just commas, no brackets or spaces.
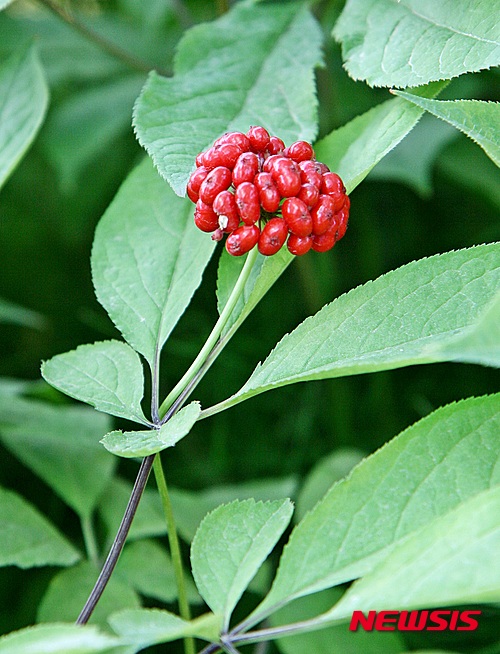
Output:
76,454,155,624
37,0,169,76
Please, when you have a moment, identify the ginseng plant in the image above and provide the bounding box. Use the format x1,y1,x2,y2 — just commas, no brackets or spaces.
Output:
0,1,499,653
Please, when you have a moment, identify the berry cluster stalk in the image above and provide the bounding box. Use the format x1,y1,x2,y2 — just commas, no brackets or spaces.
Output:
75,248,259,642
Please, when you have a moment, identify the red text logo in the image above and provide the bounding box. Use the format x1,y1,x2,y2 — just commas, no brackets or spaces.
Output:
349,610,481,632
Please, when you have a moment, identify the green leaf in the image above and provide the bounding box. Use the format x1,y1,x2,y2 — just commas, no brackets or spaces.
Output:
41,340,149,425
216,248,294,339
0,624,122,654
203,244,500,417
270,589,403,654
109,609,221,646
430,289,500,366
0,486,80,569
393,94,500,167
134,0,322,196
41,75,145,192
334,0,500,88
0,43,49,189
191,499,293,627
327,486,500,619
100,401,201,457
91,158,216,365
314,82,446,194
296,448,365,522
170,476,298,543
248,393,500,622
38,561,140,627
0,0,15,10
0,398,115,520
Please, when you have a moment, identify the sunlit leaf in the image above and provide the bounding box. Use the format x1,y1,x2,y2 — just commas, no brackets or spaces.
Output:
101,401,200,457
191,499,293,626
134,0,322,195
334,0,500,87
248,393,500,622
42,341,149,425
393,94,500,167
91,158,216,365
327,486,500,618
203,244,500,417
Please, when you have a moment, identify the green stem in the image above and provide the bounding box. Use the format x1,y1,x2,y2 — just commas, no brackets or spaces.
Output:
153,455,195,654
158,248,259,420
38,0,169,76
81,515,100,568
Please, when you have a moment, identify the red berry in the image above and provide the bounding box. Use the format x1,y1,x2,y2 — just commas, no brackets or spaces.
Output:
335,206,349,241
262,155,285,174
194,200,219,232
311,195,336,236
312,223,337,252
213,191,239,231
232,152,260,186
282,197,312,236
258,218,288,256
298,161,322,188
287,233,312,256
247,126,270,152
272,159,301,197
235,182,261,225
287,140,314,162
199,166,232,205
297,183,320,209
188,166,209,192
214,131,251,153
186,181,199,203
267,136,285,155
226,224,260,256
254,172,280,213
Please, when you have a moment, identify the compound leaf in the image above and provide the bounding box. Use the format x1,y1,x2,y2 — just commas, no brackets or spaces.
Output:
0,42,49,189
91,158,216,365
42,340,148,425
134,0,322,196
334,0,500,88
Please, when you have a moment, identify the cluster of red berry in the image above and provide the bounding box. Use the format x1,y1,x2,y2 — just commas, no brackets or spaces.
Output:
187,126,349,256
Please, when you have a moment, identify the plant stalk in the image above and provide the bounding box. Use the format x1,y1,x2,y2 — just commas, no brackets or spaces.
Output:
153,455,195,654
158,248,259,420
75,454,155,625
37,0,169,76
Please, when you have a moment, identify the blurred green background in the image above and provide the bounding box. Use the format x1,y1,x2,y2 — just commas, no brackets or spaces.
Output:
0,0,498,650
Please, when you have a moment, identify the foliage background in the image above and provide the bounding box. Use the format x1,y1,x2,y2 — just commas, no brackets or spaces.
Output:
0,0,498,652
